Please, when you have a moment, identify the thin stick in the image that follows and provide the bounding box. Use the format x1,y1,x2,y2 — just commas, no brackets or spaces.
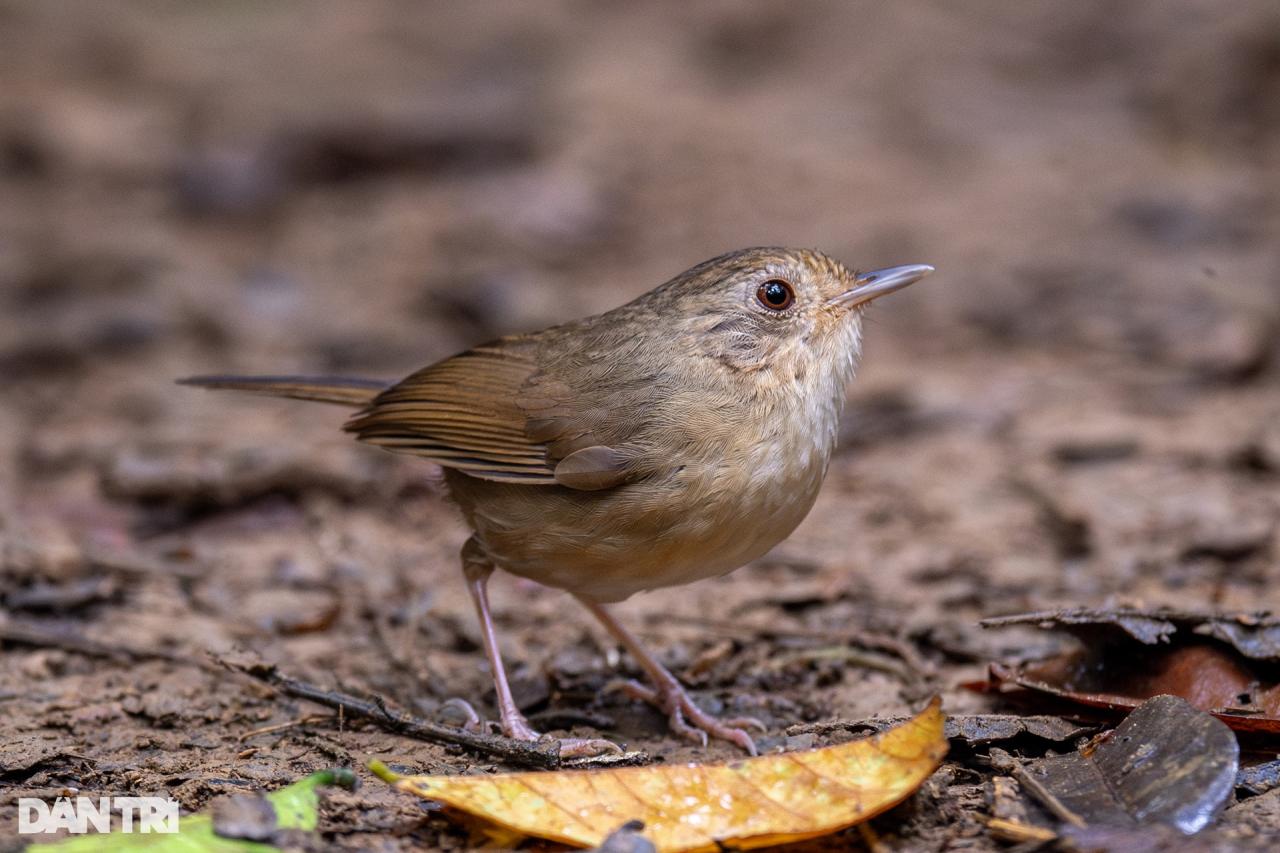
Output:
239,713,333,742
662,614,934,676
219,658,565,770
986,817,1058,844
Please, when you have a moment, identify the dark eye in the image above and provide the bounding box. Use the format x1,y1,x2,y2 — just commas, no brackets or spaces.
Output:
756,279,795,311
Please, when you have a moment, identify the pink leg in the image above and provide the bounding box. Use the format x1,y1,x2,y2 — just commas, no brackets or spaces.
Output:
463,565,540,742
462,541,620,757
577,596,765,755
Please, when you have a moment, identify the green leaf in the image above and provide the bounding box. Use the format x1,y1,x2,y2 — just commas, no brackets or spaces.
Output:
25,768,356,852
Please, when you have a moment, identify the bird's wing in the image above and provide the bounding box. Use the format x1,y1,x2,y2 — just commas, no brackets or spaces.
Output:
344,339,640,490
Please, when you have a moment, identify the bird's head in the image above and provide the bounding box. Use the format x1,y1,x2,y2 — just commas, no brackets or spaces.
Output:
650,247,932,389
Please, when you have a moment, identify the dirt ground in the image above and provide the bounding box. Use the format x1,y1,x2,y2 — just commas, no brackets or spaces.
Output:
2,2,1280,849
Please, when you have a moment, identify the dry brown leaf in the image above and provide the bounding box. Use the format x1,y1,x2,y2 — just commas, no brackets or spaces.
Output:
974,608,1280,735
974,658,1280,736
1019,695,1239,835
372,699,945,852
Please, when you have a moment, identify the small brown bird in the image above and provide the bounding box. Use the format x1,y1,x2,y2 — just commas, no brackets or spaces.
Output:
181,247,931,756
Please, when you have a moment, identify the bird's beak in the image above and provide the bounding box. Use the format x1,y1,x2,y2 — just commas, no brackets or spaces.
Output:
830,264,934,309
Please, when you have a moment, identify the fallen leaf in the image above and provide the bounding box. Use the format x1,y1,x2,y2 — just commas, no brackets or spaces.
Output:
974,608,1280,735
812,713,1097,747
1017,695,1237,835
981,607,1280,661
26,768,355,851
375,698,946,852
1057,823,1255,853
976,655,1280,734
1237,758,1280,797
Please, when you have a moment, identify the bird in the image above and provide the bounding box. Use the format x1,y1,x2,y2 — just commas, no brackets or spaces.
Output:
180,247,932,757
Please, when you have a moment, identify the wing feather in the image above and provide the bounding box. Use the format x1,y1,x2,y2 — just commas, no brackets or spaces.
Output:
345,341,568,484
346,337,653,489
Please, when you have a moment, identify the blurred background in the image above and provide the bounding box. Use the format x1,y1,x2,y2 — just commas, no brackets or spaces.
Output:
2,0,1280,833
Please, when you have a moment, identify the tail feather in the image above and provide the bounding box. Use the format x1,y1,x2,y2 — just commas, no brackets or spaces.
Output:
177,375,387,407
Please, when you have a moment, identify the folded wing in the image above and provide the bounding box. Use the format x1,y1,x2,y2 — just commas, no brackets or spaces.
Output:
345,340,637,490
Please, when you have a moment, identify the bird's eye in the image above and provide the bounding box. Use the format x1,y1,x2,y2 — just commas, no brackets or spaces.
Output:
756,279,795,311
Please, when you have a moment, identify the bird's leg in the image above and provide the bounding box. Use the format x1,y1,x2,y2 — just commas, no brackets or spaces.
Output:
461,541,620,757
577,597,765,755
462,553,538,741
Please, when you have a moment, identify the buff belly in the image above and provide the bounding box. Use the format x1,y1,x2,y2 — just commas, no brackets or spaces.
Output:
444,455,826,602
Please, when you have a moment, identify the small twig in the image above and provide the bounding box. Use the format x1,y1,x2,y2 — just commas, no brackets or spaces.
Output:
662,614,935,677
764,646,910,681
219,658,566,769
239,713,333,742
986,817,1058,844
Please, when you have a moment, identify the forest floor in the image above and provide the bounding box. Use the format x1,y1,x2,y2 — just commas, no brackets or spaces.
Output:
2,2,1279,849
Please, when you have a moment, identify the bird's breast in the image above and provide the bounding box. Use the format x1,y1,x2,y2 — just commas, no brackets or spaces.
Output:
452,373,846,602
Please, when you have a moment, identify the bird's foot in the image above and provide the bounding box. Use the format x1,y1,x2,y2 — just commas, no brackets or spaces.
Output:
450,699,621,758
607,678,765,755
502,710,623,758
438,697,483,731
521,726,624,758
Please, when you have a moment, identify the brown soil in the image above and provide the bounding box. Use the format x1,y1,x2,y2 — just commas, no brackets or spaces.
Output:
2,2,1279,849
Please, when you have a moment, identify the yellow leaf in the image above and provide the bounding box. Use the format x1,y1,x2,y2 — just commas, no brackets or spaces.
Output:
381,698,946,852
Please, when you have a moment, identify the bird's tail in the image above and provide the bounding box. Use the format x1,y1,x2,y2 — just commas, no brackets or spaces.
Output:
177,375,387,407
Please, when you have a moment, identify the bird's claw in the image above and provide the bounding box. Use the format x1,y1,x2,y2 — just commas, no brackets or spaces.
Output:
545,736,625,758
604,678,659,703
605,678,762,755
440,696,620,755
725,715,768,733
439,697,484,731
510,720,623,759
